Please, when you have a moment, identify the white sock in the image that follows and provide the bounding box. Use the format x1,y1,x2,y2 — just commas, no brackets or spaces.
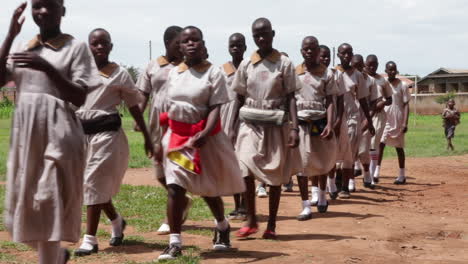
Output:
79,235,97,250
300,200,311,215
169,233,182,247
111,214,123,238
397,168,406,181
318,189,327,206
327,177,337,193
311,186,319,204
215,218,229,231
369,150,378,176
158,223,170,232
374,165,381,178
38,241,60,264
363,170,372,183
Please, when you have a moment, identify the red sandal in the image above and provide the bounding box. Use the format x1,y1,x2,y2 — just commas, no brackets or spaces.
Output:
262,230,278,240
236,226,258,238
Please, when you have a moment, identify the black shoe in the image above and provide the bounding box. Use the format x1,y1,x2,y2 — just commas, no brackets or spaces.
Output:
62,248,70,264
74,245,98,257
363,182,375,189
373,177,379,183
317,201,329,213
329,191,338,200
158,244,182,260
283,181,294,192
227,209,238,220
213,225,231,251
109,219,127,246
297,212,312,221
394,178,406,185
354,169,362,177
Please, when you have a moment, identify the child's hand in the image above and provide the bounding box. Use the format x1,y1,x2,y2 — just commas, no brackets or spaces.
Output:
367,122,376,136
288,129,299,148
320,125,333,140
361,119,369,133
8,2,27,40
403,126,408,133
144,138,154,158
10,52,52,72
188,131,208,149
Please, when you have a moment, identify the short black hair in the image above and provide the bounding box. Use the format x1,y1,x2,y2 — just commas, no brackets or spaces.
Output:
229,33,246,42
89,28,111,41
183,26,203,39
319,45,330,52
252,17,272,30
366,54,378,61
164,26,183,43
386,61,396,68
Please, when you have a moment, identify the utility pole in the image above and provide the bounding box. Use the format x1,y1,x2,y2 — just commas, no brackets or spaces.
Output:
149,40,152,61
332,47,336,67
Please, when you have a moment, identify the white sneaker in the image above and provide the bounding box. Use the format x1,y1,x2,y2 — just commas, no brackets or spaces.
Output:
157,223,170,235
256,186,268,198
349,179,356,192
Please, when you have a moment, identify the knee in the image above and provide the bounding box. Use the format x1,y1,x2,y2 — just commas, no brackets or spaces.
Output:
167,184,186,198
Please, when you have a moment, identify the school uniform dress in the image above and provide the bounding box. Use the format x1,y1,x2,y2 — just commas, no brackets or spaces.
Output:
335,66,369,168
76,63,143,206
357,73,379,163
137,56,178,179
370,74,394,149
220,62,239,139
4,34,100,243
161,61,245,197
381,79,410,148
231,50,302,186
295,64,338,176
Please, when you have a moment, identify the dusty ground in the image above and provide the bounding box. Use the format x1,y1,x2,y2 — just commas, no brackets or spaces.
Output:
1,155,468,264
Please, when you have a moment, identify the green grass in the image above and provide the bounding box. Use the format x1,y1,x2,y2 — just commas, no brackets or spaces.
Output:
0,185,5,231
0,240,31,252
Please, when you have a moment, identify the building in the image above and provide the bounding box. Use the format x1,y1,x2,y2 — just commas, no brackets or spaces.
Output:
417,68,468,93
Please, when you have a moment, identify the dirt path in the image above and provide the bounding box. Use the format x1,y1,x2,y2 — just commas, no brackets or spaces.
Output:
2,155,468,264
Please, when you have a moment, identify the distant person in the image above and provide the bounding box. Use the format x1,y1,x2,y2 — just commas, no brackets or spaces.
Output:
0,2,100,263
364,55,394,184
442,98,460,151
374,61,410,185
221,33,248,221
231,17,301,240
74,28,153,256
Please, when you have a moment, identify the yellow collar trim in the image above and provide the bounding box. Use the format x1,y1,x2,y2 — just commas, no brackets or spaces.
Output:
157,56,170,66
99,63,119,78
223,62,236,76
297,63,327,76
251,49,281,65
26,34,74,51
178,60,212,73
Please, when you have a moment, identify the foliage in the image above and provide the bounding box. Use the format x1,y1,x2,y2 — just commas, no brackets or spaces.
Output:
121,64,141,83
435,91,457,105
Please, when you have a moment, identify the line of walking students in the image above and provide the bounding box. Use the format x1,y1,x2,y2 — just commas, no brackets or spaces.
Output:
1,2,411,263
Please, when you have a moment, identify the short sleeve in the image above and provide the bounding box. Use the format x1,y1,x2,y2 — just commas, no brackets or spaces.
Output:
137,61,156,95
283,59,299,94
356,72,369,100
325,69,339,96
70,41,101,91
231,59,248,96
209,68,229,107
402,82,410,104
119,69,144,108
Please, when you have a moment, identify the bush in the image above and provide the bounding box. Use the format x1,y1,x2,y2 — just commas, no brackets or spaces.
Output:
435,92,456,105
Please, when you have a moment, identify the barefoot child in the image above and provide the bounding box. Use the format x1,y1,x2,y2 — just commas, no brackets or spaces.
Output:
1,1,100,263
351,54,379,188
319,45,344,200
157,26,245,260
442,98,460,151
74,28,153,256
365,55,393,183
136,26,193,235
374,61,410,184
221,33,248,221
335,43,375,198
231,18,300,239
295,37,338,221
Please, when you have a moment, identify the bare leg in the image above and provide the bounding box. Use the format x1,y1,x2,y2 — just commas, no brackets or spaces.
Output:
203,196,225,222
243,176,258,228
38,241,61,264
396,148,405,169
233,194,241,211
167,184,187,234
267,185,282,232
318,174,327,191
297,176,309,201
377,143,386,166
102,201,118,221
86,205,102,236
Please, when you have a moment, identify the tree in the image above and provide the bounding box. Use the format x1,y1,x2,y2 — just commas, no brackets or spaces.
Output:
121,65,140,83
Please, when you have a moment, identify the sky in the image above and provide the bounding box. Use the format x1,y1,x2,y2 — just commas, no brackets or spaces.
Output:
1,0,467,77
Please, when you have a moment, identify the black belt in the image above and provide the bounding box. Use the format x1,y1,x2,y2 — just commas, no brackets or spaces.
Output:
80,113,122,135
